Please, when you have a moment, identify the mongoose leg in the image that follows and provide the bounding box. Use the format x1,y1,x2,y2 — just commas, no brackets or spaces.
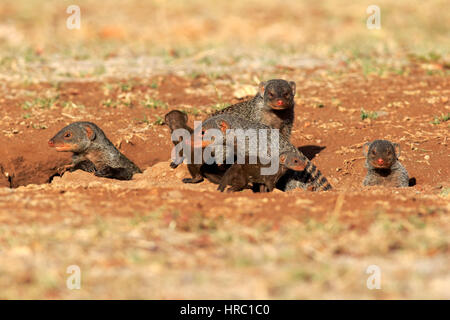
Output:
95,166,133,180
218,164,247,192
170,161,180,169
183,164,204,184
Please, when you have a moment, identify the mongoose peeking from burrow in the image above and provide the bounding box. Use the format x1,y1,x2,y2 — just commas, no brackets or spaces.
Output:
363,140,409,187
217,151,307,193
213,79,296,138
164,110,193,169
48,121,142,180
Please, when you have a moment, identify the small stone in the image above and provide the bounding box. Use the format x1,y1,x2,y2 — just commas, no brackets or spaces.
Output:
424,155,430,160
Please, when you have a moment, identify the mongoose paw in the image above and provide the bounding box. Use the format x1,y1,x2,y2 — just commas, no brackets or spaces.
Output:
58,164,74,175
170,162,179,169
182,177,204,184
227,186,243,193
217,185,226,192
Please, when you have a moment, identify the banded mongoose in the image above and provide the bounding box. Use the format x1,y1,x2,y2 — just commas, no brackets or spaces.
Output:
164,110,227,184
164,110,193,168
48,121,142,180
362,140,409,187
190,114,332,191
213,79,296,138
218,151,307,193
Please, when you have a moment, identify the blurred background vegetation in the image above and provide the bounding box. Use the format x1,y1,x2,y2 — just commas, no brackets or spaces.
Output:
0,0,448,60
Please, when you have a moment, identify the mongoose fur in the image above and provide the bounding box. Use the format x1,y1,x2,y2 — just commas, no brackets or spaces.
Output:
218,151,307,193
164,110,227,184
192,114,331,191
164,110,193,168
213,79,296,138
48,121,142,180
363,140,409,187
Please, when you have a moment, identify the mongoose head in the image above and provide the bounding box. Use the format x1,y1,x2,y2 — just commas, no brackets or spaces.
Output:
48,121,99,153
363,140,400,169
280,152,307,171
164,110,188,132
191,115,232,149
259,79,296,111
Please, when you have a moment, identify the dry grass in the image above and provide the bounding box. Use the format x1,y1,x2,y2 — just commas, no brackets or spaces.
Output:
0,0,449,58
0,181,448,299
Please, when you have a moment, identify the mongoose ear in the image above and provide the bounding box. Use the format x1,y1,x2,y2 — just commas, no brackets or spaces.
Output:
289,81,296,96
362,142,371,156
219,120,230,133
393,143,401,158
163,114,170,125
279,153,287,164
85,125,96,141
258,82,266,96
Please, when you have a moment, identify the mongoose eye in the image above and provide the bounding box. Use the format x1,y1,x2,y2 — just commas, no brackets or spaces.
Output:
64,132,72,139
372,150,376,155
201,130,205,136
284,93,291,99
268,92,274,98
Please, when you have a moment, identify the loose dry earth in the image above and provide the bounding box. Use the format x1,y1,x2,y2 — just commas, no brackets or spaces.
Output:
0,0,449,299
0,67,448,299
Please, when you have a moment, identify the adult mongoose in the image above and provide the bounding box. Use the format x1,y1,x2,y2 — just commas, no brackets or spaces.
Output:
48,121,142,180
362,140,409,187
213,79,296,138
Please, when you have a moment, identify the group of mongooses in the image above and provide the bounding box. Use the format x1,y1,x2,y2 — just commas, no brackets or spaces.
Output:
163,79,410,192
46,79,410,190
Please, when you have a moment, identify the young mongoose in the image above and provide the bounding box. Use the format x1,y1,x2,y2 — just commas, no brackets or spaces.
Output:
164,110,193,168
213,79,296,138
190,114,332,191
164,110,227,184
48,121,142,180
362,140,409,187
218,152,307,193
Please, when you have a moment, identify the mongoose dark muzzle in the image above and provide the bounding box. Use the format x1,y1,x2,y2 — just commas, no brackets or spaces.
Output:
48,138,75,151
268,98,292,110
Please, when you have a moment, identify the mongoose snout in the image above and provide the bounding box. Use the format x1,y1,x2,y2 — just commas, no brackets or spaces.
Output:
263,80,295,111
362,139,409,187
365,140,397,169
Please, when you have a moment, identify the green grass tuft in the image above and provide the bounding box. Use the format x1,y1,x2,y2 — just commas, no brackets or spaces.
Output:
360,108,378,120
